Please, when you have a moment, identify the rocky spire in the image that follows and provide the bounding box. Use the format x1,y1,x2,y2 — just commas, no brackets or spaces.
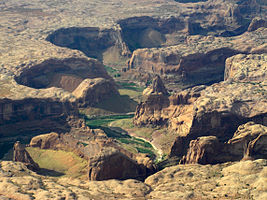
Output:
143,75,168,96
13,141,39,171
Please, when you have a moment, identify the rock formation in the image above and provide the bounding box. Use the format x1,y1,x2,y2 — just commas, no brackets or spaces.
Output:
180,122,267,164
15,57,112,92
46,27,131,65
142,75,168,96
134,54,267,157
247,18,267,32
127,29,267,90
224,54,267,83
28,126,155,181
13,141,39,171
88,147,145,181
1,159,266,199
145,159,267,200
29,132,60,149
228,122,267,161
72,78,119,107
0,56,120,151
0,0,266,196
179,136,223,164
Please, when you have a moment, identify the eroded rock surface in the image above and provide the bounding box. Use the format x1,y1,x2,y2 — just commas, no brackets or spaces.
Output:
13,141,39,171
88,147,146,181
228,122,267,161
0,159,266,199
181,122,267,164
225,53,267,83
127,29,267,90
73,78,119,107
145,159,267,200
0,161,150,200
134,54,267,157
29,132,60,149
28,126,155,181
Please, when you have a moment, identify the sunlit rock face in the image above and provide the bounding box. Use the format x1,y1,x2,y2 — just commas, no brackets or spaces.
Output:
180,122,267,164
134,54,267,157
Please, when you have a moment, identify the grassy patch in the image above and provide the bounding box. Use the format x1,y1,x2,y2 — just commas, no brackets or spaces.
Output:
94,94,137,113
79,107,115,117
136,147,154,155
118,89,143,103
86,114,134,127
109,118,135,129
26,147,88,178
116,81,144,92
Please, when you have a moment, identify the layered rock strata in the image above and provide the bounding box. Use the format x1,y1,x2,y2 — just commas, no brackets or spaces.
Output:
88,148,148,181
134,54,267,157
46,27,131,65
28,127,156,181
127,28,267,89
0,52,119,143
180,122,267,164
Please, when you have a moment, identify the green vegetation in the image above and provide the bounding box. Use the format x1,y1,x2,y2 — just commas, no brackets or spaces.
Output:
104,65,121,78
26,147,88,178
85,114,156,159
86,114,134,127
136,147,154,155
94,94,137,113
116,81,144,92
118,89,143,103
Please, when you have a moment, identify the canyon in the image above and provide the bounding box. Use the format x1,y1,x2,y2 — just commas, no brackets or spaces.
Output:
0,0,266,199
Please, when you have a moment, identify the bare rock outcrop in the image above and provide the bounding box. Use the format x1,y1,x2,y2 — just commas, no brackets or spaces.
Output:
134,54,267,157
179,136,223,164
142,75,168,96
127,28,267,89
28,127,155,181
46,27,131,65
29,132,60,149
180,122,267,164
225,54,267,83
72,78,119,107
13,141,39,171
88,147,147,181
0,159,266,199
145,159,267,200
228,122,267,161
247,18,267,32
0,161,151,200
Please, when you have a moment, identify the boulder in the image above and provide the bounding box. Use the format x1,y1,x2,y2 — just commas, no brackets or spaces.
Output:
13,141,39,171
